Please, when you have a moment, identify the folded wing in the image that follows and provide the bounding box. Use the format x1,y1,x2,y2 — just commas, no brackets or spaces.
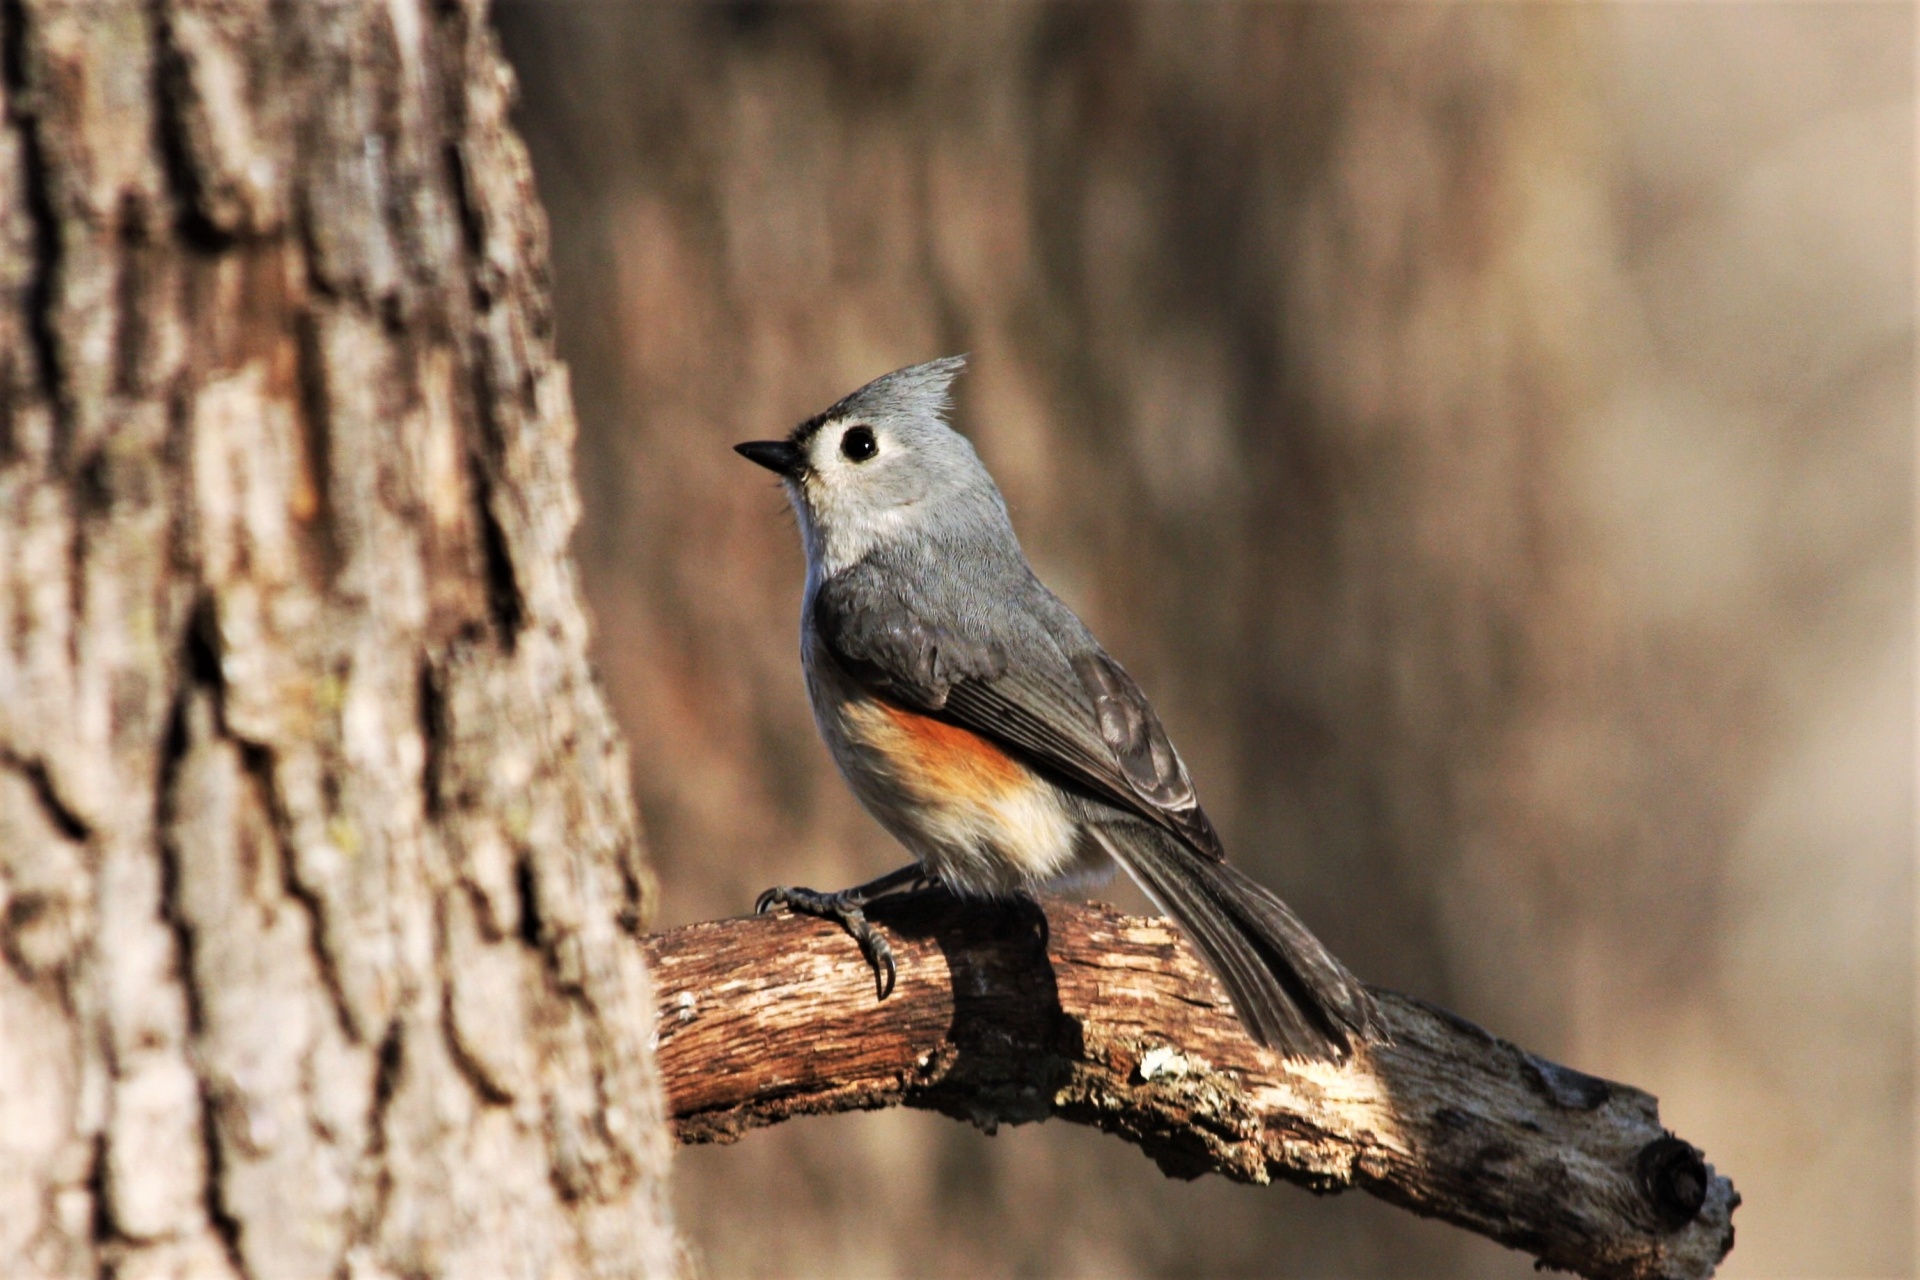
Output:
813,562,1224,860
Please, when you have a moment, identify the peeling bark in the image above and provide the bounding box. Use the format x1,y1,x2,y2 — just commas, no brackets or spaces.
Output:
645,897,1738,1280
0,2,675,1276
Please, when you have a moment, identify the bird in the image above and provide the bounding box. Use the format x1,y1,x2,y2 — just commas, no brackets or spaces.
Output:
734,356,1378,1060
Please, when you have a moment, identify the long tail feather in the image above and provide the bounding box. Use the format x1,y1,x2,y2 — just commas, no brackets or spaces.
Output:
1093,824,1379,1060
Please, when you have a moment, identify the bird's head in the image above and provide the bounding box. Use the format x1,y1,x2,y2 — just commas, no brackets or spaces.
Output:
734,356,1006,575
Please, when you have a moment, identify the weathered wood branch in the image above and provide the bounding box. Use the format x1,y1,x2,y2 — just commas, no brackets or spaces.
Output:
643,894,1737,1280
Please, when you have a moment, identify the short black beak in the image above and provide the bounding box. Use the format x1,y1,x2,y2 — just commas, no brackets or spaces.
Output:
734,439,801,477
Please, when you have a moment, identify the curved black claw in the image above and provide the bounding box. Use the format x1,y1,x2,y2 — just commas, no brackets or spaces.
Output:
754,884,897,1000
856,921,897,1001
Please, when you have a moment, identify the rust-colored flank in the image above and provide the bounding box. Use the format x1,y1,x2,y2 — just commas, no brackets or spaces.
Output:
871,699,1027,797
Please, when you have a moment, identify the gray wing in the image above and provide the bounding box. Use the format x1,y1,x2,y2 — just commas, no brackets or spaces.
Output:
813,559,1227,862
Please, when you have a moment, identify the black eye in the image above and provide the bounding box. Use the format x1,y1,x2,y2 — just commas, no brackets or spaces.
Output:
840,425,878,463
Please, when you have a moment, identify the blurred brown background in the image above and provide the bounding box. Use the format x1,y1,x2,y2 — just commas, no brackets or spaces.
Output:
493,3,1913,1276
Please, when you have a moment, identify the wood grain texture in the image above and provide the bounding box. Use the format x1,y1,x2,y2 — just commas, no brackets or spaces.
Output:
0,2,675,1275
644,894,1737,1280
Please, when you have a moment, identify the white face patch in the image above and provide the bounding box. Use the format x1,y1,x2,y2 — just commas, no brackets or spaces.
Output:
794,418,928,577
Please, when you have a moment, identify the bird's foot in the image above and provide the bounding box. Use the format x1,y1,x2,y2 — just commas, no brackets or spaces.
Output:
756,884,900,999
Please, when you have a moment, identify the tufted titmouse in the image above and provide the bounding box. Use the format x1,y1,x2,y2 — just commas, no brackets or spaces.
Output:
735,357,1377,1060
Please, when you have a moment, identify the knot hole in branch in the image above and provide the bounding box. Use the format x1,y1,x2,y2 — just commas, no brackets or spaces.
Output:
1635,1133,1709,1229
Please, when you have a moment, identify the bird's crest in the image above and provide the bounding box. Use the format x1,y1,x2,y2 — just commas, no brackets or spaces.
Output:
790,355,967,445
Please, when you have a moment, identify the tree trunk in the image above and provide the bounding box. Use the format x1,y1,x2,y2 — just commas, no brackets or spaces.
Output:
0,2,676,1276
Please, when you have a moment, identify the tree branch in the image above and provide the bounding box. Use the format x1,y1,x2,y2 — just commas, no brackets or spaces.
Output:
642,893,1737,1280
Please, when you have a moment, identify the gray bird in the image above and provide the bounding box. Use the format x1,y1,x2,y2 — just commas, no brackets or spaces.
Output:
735,356,1378,1060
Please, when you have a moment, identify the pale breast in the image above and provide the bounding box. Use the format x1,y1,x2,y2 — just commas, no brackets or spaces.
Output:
808,651,1090,895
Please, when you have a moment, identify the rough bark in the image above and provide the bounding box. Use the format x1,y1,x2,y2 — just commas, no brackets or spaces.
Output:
0,2,675,1277
645,896,1737,1280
